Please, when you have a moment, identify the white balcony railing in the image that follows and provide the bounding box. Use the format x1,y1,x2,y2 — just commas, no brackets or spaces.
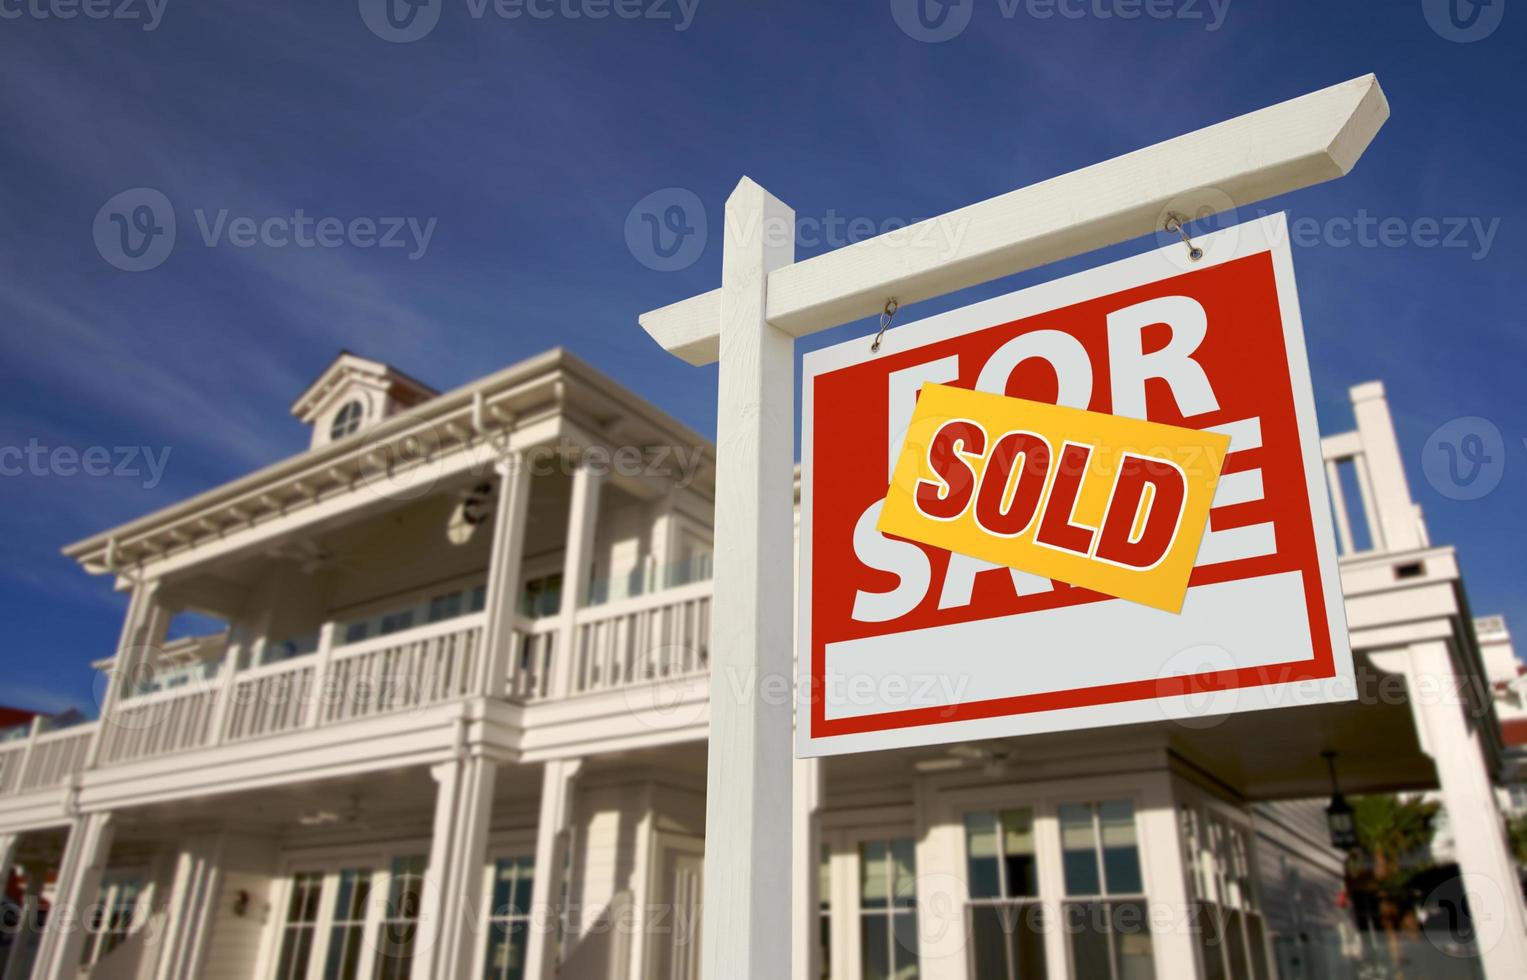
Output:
1320,383,1429,559
0,721,96,795
0,582,719,802
320,612,485,725
569,580,711,696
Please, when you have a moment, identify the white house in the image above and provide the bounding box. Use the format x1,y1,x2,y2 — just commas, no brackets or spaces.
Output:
0,349,1520,980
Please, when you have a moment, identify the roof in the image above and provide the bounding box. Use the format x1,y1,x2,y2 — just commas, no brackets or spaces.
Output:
63,348,715,573
0,706,39,729
289,351,438,423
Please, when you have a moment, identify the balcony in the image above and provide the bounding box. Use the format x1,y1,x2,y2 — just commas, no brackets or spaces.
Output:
0,577,713,811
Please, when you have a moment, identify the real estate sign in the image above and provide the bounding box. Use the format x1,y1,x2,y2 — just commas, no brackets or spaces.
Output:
798,214,1355,756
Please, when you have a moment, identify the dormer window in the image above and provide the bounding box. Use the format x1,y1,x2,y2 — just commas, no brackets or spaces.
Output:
329,400,366,441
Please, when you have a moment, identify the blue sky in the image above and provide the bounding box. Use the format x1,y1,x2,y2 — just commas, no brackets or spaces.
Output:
0,0,1522,715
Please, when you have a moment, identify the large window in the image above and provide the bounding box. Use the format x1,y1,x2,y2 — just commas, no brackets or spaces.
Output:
1181,805,1269,980
1058,801,1153,980
964,808,1046,980
374,855,427,980
481,855,534,980
859,838,920,980
274,872,324,980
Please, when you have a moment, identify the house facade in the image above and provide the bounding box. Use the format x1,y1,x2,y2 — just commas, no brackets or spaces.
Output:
0,349,1522,980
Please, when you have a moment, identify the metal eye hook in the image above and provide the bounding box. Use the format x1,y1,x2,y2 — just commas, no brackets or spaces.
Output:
870,298,900,353
1164,214,1204,261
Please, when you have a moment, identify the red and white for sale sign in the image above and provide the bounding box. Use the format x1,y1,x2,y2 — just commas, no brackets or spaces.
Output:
797,213,1354,757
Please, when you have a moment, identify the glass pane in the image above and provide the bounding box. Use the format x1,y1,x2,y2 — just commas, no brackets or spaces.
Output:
861,841,890,909
964,812,1001,899
1246,914,1268,980
967,904,1011,980
1193,903,1228,980
482,919,528,980
1066,901,1111,980
890,839,918,909
1100,801,1143,895
1227,910,1248,980
862,914,891,980
892,911,921,979
290,872,323,923
325,924,366,980
1000,809,1038,898
1111,900,1155,980
1059,805,1101,896
490,859,520,915
374,921,416,980
276,927,315,980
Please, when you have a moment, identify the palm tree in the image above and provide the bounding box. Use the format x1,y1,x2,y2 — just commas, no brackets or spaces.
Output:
1345,795,1441,976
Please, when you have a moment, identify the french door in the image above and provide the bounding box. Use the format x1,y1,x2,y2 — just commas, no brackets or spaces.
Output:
270,854,427,980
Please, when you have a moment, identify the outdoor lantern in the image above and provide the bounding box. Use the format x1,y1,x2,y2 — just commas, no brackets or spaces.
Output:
1322,751,1358,850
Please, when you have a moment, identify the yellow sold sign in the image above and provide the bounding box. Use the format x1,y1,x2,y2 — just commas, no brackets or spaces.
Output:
879,384,1230,613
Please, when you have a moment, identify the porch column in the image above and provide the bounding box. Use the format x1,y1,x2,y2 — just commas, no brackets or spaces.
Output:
549,463,602,698
422,754,500,980
86,580,172,768
480,452,533,697
152,834,223,980
1139,773,1202,979
32,811,115,980
1399,640,1527,977
524,757,582,980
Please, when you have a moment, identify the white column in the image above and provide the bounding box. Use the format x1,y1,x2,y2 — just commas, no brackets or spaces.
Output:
792,756,822,980
550,464,602,698
524,757,582,980
32,811,115,980
1401,640,1527,978
702,177,797,980
0,833,15,896
481,453,533,697
1350,382,1425,553
152,834,222,980
421,755,500,980
87,580,171,768
205,640,244,746
1138,772,1201,979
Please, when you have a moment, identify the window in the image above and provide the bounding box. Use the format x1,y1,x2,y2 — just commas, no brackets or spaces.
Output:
860,839,920,980
324,869,374,980
379,611,415,636
274,872,323,980
1059,801,1153,980
964,808,1046,980
481,856,534,980
520,573,563,618
428,591,463,624
374,855,427,980
331,401,366,441
1182,806,1268,980
80,876,142,966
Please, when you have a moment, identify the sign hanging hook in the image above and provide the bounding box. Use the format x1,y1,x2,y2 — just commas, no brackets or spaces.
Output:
870,298,900,353
1164,214,1204,262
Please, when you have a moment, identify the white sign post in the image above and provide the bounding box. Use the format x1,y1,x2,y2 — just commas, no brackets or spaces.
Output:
640,75,1388,980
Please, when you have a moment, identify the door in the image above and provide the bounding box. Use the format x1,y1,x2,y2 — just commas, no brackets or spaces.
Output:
647,834,704,980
